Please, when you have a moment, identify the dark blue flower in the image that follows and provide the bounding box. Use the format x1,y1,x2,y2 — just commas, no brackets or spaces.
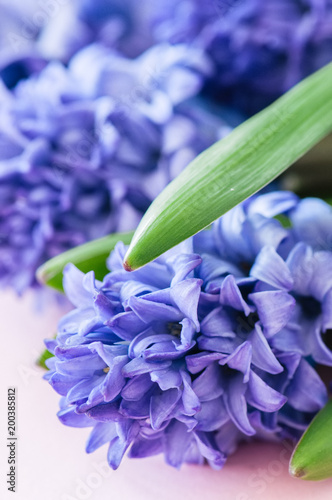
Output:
45,192,330,470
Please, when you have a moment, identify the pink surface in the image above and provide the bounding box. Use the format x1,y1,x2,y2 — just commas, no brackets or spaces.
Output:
1,290,332,500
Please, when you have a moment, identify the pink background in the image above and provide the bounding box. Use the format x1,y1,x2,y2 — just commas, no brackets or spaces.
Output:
1,290,332,500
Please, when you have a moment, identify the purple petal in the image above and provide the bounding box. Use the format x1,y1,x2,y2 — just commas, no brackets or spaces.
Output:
57,406,92,428
290,198,332,251
322,290,332,331
128,328,173,358
169,253,202,286
200,306,235,338
215,420,240,455
87,402,122,422
67,376,101,403
249,324,283,374
120,393,151,419
102,356,128,402
248,191,299,218
127,295,183,324
250,247,294,291
121,374,154,401
219,342,252,383
150,388,181,429
223,374,255,436
285,359,327,412
247,371,287,412
186,351,223,374
56,353,105,378
86,422,117,453
194,432,226,469
309,251,332,302
195,397,229,431
181,371,201,415
219,275,252,315
144,340,194,361
48,371,80,396
165,420,193,468
179,317,197,349
286,243,314,296
170,279,202,330
249,290,295,337
150,367,182,391
122,357,172,377
192,362,224,402
107,311,147,341
197,253,243,284
63,264,94,308
107,420,140,469
129,436,163,458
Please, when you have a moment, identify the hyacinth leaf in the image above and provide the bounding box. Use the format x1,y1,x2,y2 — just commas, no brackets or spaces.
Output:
123,62,332,271
37,232,133,292
290,400,332,481
37,348,54,370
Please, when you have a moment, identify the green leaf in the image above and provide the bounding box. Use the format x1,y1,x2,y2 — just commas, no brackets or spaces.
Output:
290,400,332,481
37,347,54,370
37,231,133,292
123,62,332,271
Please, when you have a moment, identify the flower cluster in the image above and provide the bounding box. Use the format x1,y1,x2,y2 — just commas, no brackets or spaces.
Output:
45,191,332,469
0,43,237,293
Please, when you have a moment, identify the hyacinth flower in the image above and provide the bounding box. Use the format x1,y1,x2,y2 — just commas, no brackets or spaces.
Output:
0,42,238,293
44,192,330,470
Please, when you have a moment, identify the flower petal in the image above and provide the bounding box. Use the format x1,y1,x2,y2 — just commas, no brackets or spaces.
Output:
247,371,287,412
285,359,327,412
249,290,295,337
250,246,294,291
86,422,117,453
223,374,255,436
150,388,181,429
219,275,252,315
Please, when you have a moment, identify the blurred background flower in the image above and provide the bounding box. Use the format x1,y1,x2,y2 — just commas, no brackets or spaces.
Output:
0,0,331,294
0,42,238,292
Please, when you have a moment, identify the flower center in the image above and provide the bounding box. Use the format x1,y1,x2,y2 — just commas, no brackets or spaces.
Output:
298,296,321,319
235,312,259,339
103,367,110,374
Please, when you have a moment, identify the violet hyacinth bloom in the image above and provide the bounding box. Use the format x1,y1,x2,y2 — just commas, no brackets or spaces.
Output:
0,42,236,293
45,192,329,470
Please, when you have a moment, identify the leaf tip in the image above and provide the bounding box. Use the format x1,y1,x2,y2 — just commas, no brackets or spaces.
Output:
36,263,47,285
289,464,307,479
123,258,134,272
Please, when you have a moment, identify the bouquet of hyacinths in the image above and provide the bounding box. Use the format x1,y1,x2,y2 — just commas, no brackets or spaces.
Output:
39,62,332,477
